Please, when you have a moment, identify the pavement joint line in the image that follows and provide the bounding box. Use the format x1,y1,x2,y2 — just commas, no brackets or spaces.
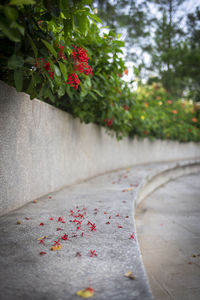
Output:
0,159,200,300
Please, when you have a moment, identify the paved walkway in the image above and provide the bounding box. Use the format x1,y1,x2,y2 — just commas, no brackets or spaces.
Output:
136,173,200,300
0,164,155,300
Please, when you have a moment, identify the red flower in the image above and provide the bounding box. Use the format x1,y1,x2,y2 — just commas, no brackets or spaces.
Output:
58,44,65,50
57,51,66,60
124,69,128,75
40,222,44,226
48,71,54,79
192,117,197,123
109,216,112,219
106,222,110,224
81,232,84,237
172,110,177,114
44,61,50,71
125,216,129,218
58,217,63,222
129,233,136,241
40,251,47,255
118,225,123,228
39,239,45,245
123,105,129,111
105,119,113,127
116,214,120,217
57,228,62,231
25,217,31,220
49,217,54,220
53,239,61,246
61,234,68,240
70,210,74,216
90,250,97,257
67,73,79,90
89,222,96,232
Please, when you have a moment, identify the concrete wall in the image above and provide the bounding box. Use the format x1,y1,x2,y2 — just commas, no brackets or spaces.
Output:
1,80,200,215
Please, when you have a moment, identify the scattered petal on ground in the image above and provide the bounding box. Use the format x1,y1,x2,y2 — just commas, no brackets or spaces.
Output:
40,251,47,255
124,271,135,280
76,287,94,298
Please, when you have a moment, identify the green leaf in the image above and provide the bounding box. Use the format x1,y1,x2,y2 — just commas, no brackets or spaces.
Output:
47,88,55,103
113,40,125,47
8,54,24,69
58,61,67,80
0,19,20,42
76,14,88,36
92,89,103,97
43,0,60,17
10,21,25,35
53,64,61,77
27,34,38,57
9,0,36,5
88,13,102,24
14,69,23,91
42,39,57,59
57,84,65,97
4,6,18,20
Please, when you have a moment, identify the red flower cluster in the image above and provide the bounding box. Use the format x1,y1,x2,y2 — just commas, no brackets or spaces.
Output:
104,119,113,127
35,58,54,79
74,62,93,75
66,46,93,90
123,105,129,111
57,44,66,60
72,45,89,63
67,73,79,90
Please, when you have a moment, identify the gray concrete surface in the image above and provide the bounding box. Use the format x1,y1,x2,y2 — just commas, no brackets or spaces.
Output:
136,173,200,300
1,80,200,216
0,164,154,300
0,161,200,300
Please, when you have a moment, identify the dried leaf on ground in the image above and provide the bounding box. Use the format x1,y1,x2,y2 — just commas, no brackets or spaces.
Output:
51,244,62,251
76,287,94,298
124,271,136,280
37,236,48,240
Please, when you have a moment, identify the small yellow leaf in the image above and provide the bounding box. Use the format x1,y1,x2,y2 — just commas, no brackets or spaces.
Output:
127,187,133,191
51,244,62,251
33,200,38,203
17,220,22,224
76,287,94,298
124,271,135,280
37,236,48,241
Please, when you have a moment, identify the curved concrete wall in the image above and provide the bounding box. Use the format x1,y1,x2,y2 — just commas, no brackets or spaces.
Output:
1,80,200,215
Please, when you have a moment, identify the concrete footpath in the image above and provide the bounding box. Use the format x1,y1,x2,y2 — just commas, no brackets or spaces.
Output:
136,173,200,300
0,162,199,300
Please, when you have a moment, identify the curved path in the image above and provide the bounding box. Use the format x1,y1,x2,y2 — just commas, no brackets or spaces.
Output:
136,173,200,300
0,161,199,300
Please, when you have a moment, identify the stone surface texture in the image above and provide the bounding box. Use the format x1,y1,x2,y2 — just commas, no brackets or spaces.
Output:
0,160,200,300
1,80,200,215
136,173,200,300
